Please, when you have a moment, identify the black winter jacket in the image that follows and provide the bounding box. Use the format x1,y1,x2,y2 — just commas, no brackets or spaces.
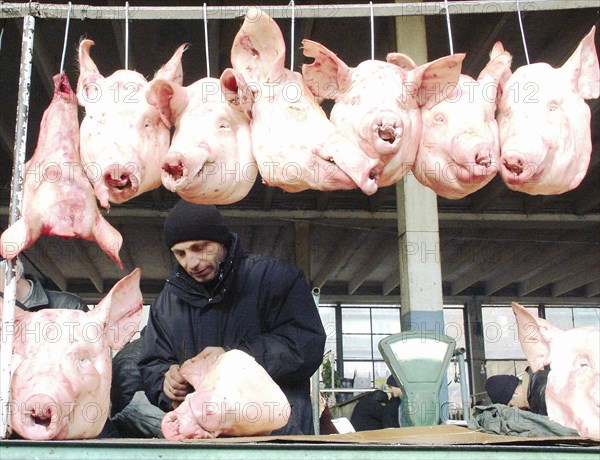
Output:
139,233,326,435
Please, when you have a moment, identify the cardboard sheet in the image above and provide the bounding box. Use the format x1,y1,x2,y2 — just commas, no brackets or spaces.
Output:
168,424,598,446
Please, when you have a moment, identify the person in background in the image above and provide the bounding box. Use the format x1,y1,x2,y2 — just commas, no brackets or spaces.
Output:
0,258,87,312
485,367,549,415
350,374,403,431
381,374,402,428
110,333,165,438
139,200,326,435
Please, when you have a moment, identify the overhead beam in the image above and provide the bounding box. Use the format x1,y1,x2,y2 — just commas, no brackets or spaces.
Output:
518,248,598,296
382,267,400,295
72,243,104,293
311,229,359,288
551,261,600,297
22,242,68,291
294,221,311,281
585,280,600,297
347,239,392,295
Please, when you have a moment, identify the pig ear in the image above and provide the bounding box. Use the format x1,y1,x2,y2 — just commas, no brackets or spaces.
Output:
411,53,465,109
153,43,188,86
511,302,563,372
386,52,417,71
220,68,254,119
76,39,105,107
477,41,513,103
146,79,188,128
92,268,143,350
301,39,352,99
562,26,600,99
231,6,286,83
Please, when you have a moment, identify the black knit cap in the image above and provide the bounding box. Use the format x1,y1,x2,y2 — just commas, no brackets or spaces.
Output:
386,374,399,388
163,200,229,248
485,374,520,405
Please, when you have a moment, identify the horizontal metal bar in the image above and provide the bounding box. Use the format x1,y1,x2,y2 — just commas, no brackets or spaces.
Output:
0,1,598,20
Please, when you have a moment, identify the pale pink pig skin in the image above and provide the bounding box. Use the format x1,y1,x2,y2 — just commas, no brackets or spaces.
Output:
413,42,512,199
2,269,142,440
146,76,257,205
512,302,600,440
228,7,383,195
302,39,464,187
0,73,123,268
161,350,289,440
77,40,186,208
497,26,599,195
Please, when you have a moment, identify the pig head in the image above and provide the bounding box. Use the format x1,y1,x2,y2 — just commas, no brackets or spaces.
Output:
511,302,599,440
0,73,123,268
146,74,257,204
77,40,185,208
302,39,464,187
497,26,599,195
2,269,142,440
161,350,289,440
228,7,382,195
413,42,511,199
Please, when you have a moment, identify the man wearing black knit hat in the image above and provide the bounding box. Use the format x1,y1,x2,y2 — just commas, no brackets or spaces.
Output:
139,200,327,436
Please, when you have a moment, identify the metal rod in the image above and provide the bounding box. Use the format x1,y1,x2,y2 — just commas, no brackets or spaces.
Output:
59,1,72,73
516,0,530,64
0,1,597,20
124,1,129,70
203,2,210,77
443,0,454,54
290,0,295,70
369,1,375,59
0,14,35,440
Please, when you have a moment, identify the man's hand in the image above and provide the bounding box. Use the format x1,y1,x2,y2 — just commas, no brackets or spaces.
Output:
164,364,193,409
190,346,226,363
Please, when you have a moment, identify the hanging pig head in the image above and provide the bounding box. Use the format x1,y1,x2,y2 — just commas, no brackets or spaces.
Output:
77,40,186,208
227,7,383,195
497,26,600,195
302,39,465,187
413,42,512,199
2,269,143,440
511,302,599,440
146,71,257,205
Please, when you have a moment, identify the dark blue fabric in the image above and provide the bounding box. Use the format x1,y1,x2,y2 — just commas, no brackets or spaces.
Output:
139,233,326,435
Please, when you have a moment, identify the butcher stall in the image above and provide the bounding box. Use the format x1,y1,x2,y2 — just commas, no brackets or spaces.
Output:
1,1,599,459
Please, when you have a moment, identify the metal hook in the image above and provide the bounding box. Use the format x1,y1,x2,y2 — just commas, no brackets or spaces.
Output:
443,0,454,55
290,0,296,70
203,3,210,77
59,1,72,73
124,1,129,70
369,1,375,60
516,0,530,64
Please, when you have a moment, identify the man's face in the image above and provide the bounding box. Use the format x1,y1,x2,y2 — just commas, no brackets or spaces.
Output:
170,240,227,283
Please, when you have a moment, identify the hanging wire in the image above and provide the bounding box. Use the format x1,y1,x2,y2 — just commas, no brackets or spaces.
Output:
59,1,72,73
516,0,530,64
289,0,295,70
0,24,4,53
443,0,454,55
203,3,210,77
124,1,129,70
369,1,374,60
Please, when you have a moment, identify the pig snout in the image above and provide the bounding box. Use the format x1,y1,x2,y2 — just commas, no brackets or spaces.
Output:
361,111,405,156
99,162,141,204
451,135,499,180
161,151,206,192
17,394,67,439
500,134,547,184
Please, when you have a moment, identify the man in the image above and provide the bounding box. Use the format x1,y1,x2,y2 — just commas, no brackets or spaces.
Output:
350,374,403,431
0,258,87,312
485,367,549,415
139,200,327,435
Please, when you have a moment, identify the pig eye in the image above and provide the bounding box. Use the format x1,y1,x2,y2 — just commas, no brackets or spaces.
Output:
144,118,154,129
433,113,446,124
79,356,91,366
577,358,590,368
219,121,231,130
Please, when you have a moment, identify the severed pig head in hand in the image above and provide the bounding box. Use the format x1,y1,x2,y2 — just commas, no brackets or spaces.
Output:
511,301,599,440
2,269,142,440
161,350,289,440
